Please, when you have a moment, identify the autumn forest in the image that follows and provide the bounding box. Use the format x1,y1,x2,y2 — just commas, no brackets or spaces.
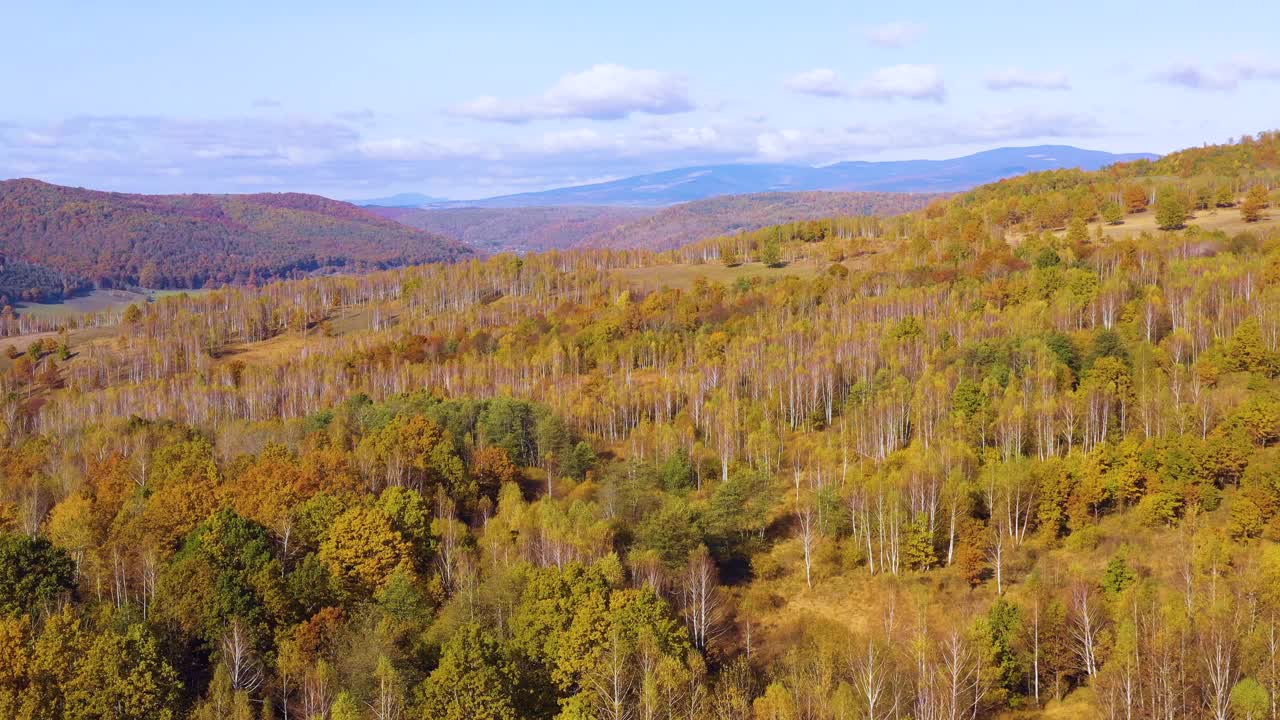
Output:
2,132,1280,720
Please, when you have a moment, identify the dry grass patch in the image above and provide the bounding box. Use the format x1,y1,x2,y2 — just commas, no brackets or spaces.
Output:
1098,207,1278,238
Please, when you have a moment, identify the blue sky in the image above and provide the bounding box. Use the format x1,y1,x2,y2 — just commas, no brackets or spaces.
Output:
3,0,1278,199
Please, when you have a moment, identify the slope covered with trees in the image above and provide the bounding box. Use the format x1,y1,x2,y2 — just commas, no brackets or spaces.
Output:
934,131,1280,238
0,257,92,305
0,179,471,289
583,191,942,251
370,192,939,255
367,205,654,253
0,134,1278,720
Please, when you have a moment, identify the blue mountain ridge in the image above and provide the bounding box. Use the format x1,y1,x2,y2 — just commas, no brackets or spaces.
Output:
428,146,1156,208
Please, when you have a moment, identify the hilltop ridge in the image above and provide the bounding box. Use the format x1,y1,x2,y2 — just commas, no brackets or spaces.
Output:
0,179,470,290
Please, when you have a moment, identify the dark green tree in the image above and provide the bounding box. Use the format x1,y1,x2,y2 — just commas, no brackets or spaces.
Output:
0,533,75,615
1155,186,1188,230
982,597,1025,699
1241,184,1270,222
659,448,695,491
760,237,783,267
1101,201,1124,225
157,509,286,647
1101,553,1136,595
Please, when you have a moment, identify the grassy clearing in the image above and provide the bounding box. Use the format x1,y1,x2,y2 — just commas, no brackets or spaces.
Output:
0,325,118,371
1007,207,1278,247
15,288,206,320
213,304,384,366
217,332,315,365
1,289,206,367
1033,689,1100,719
1098,206,1277,238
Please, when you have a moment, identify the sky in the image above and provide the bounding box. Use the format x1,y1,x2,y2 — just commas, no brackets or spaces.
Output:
2,0,1278,200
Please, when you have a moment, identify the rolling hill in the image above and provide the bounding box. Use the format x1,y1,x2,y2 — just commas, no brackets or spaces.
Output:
582,190,942,250
371,191,941,254
368,205,653,253
454,145,1157,207
0,179,470,290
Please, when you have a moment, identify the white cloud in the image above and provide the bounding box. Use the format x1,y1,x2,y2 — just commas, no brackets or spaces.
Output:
535,129,612,154
449,96,526,123
754,110,1099,162
784,68,849,98
864,21,926,48
1,115,361,190
336,108,377,125
356,137,497,161
1231,55,1280,81
21,131,59,147
1151,63,1239,91
1151,56,1280,91
955,110,1100,143
531,125,733,157
986,67,1071,91
0,107,1107,198
448,64,694,123
0,113,744,197
230,174,285,186
856,64,946,102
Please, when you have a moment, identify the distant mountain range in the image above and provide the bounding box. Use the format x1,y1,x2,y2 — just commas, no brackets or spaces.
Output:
356,192,451,208
375,146,1156,209
0,179,469,290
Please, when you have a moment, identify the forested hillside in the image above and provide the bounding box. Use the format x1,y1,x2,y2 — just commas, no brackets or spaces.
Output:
0,179,470,289
938,131,1280,237
369,192,939,255
367,205,653,253
0,134,1278,720
0,257,92,305
583,191,942,251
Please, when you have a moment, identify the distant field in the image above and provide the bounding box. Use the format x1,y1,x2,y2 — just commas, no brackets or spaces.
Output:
16,288,205,319
0,289,208,365
613,259,834,291
0,291,369,373
0,324,117,370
